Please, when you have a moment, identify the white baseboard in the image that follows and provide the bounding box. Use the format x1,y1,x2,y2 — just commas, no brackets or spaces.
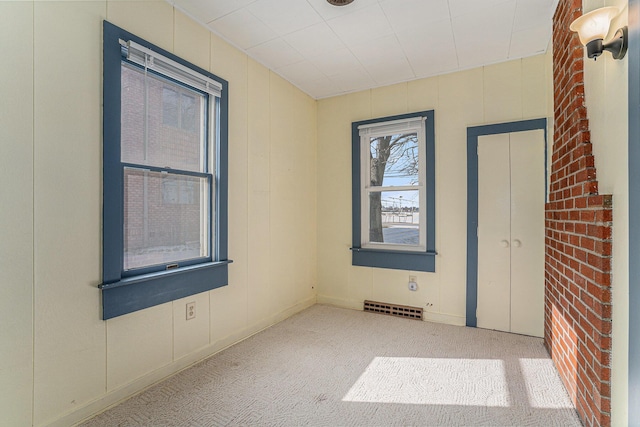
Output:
317,294,466,327
47,296,316,427
423,311,466,327
316,294,362,310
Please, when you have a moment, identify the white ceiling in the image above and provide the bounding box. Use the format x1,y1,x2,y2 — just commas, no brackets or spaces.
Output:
171,0,559,99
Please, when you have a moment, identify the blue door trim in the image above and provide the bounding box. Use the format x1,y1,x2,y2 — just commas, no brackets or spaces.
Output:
465,118,547,327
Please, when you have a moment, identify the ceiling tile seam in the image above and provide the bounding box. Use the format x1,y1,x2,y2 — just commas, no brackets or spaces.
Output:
242,8,339,69
378,3,418,83
506,0,518,59
170,0,558,99
171,1,254,56
269,47,342,97
320,36,377,93
320,47,372,88
323,1,440,91
246,2,323,41
304,0,326,22
227,11,279,50
315,5,360,54
314,47,552,100
249,36,302,65
305,0,344,21
393,32,418,80
169,1,319,99
325,3,404,90
270,30,348,80
313,16,369,88
445,0,461,69
203,0,261,25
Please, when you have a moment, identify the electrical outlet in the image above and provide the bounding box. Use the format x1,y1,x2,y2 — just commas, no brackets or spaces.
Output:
408,275,418,291
186,302,196,320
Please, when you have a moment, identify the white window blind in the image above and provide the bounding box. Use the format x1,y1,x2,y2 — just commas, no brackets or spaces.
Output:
121,39,222,98
358,117,426,137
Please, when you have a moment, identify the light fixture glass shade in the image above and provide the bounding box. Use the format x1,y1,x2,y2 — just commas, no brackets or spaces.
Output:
569,7,619,45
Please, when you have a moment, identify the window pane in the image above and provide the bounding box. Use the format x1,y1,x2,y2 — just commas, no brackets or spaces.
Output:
162,88,179,127
369,133,419,187
369,190,419,245
121,63,206,173
181,93,198,132
123,167,210,271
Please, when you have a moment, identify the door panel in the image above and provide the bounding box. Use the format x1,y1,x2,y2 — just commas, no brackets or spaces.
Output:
477,134,511,333
476,130,545,338
509,130,545,337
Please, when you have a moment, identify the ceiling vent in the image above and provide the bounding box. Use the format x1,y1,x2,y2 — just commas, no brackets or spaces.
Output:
327,0,354,6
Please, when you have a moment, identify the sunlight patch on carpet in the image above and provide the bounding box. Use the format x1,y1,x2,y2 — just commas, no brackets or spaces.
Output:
519,358,574,408
342,357,510,407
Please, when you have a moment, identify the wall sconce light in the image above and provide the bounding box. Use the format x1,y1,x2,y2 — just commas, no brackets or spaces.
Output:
570,7,627,60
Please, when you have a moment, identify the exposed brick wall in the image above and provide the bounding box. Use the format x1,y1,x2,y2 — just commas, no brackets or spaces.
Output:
546,1,614,426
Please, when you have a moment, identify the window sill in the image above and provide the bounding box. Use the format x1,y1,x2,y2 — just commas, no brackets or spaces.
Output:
100,260,232,319
350,248,436,272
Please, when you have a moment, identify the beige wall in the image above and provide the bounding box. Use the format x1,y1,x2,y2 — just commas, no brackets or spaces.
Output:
583,1,630,424
0,3,34,426
316,54,553,326
0,1,317,426
1,0,631,425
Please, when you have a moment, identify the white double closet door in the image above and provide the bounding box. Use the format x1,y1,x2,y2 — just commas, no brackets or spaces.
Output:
477,129,545,338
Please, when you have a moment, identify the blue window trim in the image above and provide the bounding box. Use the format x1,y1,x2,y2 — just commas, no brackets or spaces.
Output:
628,0,640,422
351,110,436,272
101,21,230,320
465,118,547,328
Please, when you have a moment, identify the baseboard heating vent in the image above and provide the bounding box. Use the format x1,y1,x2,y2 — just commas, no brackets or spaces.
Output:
363,300,423,320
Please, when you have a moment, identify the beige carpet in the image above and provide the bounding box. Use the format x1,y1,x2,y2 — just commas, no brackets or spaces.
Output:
81,305,581,426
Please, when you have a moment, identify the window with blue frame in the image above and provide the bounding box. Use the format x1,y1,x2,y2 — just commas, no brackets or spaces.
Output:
101,21,231,319
351,111,436,272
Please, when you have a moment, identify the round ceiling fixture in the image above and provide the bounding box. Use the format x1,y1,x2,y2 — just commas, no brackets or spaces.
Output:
327,0,354,6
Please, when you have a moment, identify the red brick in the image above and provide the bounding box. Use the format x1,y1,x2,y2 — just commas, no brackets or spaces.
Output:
580,210,595,222
595,209,613,222
548,26,613,427
574,248,587,262
588,253,611,271
580,236,596,251
576,197,587,209
584,181,598,195
587,224,611,240
546,2,614,424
